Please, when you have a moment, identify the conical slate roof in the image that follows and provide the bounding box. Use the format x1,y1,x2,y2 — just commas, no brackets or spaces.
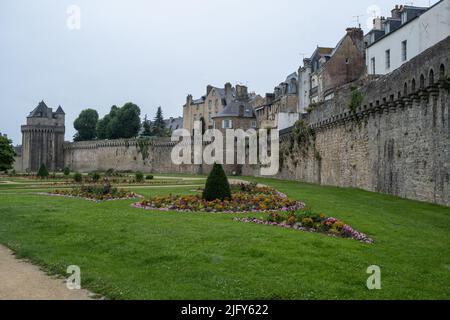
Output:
28,101,49,118
55,106,65,114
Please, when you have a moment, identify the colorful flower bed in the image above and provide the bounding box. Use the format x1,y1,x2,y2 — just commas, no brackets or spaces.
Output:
133,184,305,213
234,210,374,243
48,185,141,202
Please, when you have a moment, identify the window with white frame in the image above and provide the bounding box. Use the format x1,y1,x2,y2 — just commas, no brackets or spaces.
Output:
222,119,233,129
385,49,391,70
251,121,257,128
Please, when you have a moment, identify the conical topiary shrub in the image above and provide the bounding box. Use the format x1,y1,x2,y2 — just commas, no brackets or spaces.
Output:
37,163,49,179
202,163,231,201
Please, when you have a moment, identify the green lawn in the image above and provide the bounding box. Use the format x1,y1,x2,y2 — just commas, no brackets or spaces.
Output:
0,176,449,299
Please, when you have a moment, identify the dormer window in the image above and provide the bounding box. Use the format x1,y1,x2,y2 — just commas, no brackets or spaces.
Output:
385,23,390,34
401,12,407,24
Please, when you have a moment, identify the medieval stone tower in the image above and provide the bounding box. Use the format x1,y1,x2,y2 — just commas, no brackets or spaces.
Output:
21,101,65,172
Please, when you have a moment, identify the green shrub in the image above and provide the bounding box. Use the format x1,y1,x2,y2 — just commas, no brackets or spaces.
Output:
63,167,71,176
105,168,115,176
145,175,154,180
202,163,231,201
91,172,101,182
73,172,83,183
37,164,49,179
135,172,144,183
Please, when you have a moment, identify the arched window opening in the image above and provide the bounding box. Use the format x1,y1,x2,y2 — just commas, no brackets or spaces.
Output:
429,69,434,86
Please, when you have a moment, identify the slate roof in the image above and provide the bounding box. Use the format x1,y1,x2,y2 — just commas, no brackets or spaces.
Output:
55,106,65,114
28,101,50,118
214,99,255,118
164,117,183,131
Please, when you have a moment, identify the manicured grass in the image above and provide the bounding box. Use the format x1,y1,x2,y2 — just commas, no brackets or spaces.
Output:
0,176,449,299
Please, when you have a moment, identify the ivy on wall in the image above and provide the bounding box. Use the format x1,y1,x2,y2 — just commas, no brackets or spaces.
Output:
137,137,152,161
348,87,363,114
279,120,319,169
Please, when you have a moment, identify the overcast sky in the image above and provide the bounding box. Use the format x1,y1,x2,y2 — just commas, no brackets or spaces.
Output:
0,0,438,144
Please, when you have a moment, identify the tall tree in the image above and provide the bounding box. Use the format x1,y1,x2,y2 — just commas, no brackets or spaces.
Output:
97,105,118,139
141,114,152,137
152,106,166,137
0,136,16,172
109,103,141,139
73,109,99,141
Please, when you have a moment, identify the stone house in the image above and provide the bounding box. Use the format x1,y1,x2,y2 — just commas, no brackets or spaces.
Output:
183,83,235,134
254,73,299,130
298,47,333,112
213,85,257,133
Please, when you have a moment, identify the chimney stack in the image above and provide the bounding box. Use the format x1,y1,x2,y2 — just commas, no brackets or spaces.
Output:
224,82,233,104
391,5,401,19
186,94,193,106
236,85,248,99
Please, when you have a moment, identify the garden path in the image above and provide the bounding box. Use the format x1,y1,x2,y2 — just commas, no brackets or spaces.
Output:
0,245,94,300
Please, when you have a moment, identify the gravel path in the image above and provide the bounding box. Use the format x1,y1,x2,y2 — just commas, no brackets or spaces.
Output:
0,245,94,300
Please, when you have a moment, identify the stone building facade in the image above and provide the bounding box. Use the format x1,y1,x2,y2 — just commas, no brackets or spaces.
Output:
20,101,65,172
255,73,299,130
298,28,366,112
183,84,233,134
213,85,257,132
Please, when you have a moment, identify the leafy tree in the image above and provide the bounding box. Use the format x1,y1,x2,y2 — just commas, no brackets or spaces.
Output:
74,109,99,141
151,106,166,137
109,103,141,139
0,136,16,172
202,163,231,201
141,114,152,137
37,163,49,178
97,106,118,140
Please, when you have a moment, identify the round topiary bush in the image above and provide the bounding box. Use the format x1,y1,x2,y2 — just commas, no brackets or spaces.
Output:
146,175,154,180
135,172,144,183
202,163,231,201
37,164,49,179
73,172,83,183
63,167,71,176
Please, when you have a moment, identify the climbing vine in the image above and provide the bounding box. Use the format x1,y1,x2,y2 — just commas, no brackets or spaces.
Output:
348,87,363,114
280,120,317,169
137,137,152,161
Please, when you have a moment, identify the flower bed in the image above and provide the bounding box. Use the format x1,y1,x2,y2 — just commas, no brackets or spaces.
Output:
48,185,141,202
133,184,305,213
234,210,374,244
